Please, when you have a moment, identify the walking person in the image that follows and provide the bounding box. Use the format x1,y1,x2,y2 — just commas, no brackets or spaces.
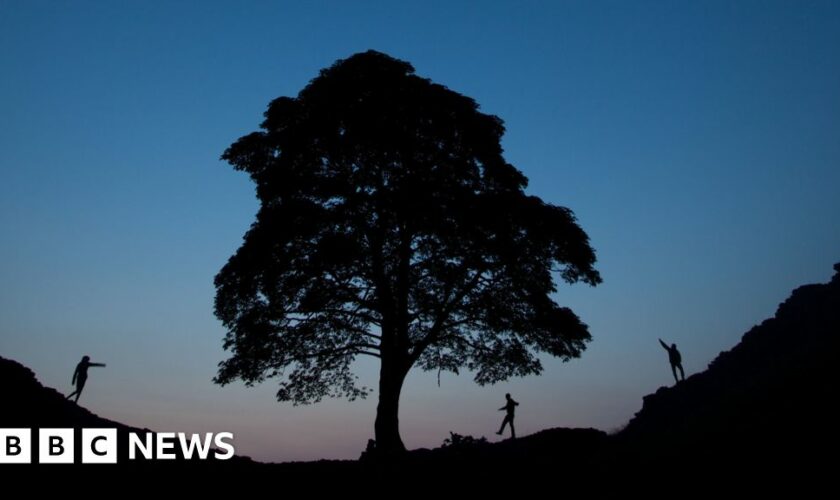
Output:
66,355,106,403
496,393,519,438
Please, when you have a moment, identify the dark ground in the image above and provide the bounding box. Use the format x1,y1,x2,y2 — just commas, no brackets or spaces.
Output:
3,263,838,491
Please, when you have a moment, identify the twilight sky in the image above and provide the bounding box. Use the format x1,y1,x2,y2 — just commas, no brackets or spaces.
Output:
1,0,838,462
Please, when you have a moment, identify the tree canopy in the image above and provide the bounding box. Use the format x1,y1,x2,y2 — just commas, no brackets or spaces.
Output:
213,50,601,452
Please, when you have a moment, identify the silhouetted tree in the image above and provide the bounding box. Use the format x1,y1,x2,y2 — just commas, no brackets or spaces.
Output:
213,50,601,454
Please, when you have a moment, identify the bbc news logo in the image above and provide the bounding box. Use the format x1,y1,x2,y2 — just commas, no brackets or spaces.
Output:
0,429,234,463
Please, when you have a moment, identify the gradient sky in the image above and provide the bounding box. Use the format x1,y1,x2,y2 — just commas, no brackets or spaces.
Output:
1,0,838,462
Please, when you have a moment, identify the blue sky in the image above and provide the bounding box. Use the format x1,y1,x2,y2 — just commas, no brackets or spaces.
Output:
1,0,838,462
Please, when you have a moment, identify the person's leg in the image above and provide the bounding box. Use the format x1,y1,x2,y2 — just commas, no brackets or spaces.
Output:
678,364,685,381
497,415,510,435
74,378,86,403
510,418,516,439
671,364,679,384
66,390,77,400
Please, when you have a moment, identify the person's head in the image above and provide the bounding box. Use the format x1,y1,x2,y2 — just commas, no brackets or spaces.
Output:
672,344,677,350
82,355,90,362
505,393,511,399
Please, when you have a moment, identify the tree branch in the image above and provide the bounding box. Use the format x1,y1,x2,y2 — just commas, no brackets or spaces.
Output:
287,308,382,327
283,343,381,364
408,266,488,363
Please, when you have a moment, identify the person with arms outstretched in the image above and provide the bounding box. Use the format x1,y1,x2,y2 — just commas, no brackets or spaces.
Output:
66,355,106,403
496,393,519,438
659,339,685,384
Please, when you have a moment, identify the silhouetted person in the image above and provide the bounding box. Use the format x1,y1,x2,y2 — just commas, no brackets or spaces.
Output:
66,355,106,403
496,393,519,438
659,339,685,384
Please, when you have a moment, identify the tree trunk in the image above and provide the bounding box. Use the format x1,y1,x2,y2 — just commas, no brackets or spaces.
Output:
374,358,408,454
